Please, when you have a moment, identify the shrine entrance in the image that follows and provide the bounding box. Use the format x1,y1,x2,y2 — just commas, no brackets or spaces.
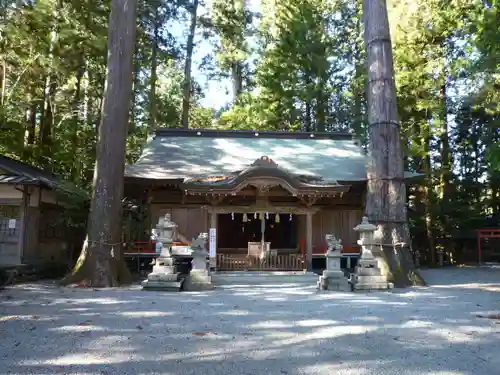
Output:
215,211,304,271
217,213,298,251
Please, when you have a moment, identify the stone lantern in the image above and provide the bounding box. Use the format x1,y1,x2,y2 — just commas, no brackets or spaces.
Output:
143,214,187,291
353,216,377,261
350,216,393,291
155,213,177,256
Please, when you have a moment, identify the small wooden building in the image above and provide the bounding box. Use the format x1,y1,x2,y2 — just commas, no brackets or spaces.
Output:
0,155,85,267
124,129,418,271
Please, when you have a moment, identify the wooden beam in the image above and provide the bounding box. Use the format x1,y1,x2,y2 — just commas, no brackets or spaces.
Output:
207,205,320,215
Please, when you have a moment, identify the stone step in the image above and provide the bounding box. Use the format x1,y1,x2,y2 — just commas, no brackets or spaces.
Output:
142,279,184,291
355,268,382,276
212,271,318,286
183,271,214,291
353,282,394,291
353,275,387,284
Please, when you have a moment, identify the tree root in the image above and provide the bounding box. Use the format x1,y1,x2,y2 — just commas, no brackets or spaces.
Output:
378,245,426,288
60,240,132,288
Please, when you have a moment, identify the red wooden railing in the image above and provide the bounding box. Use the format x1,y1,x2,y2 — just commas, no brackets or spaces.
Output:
312,243,361,255
125,240,190,254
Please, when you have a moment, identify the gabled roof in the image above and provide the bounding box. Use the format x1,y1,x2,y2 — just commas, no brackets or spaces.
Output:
124,129,422,183
0,154,87,198
184,155,351,196
125,129,373,183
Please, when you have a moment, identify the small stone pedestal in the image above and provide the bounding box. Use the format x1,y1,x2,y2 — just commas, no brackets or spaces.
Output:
350,217,393,291
183,233,214,291
317,235,350,292
142,214,187,291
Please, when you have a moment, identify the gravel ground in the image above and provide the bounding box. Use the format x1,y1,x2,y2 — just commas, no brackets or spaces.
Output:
1,266,499,375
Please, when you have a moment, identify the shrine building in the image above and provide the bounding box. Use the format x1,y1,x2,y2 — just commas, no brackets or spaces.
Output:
123,128,419,272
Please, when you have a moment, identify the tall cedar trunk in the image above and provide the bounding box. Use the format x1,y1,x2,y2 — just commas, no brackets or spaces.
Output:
231,62,243,100
231,0,245,100
439,75,452,244
39,75,56,167
71,60,85,182
305,100,312,132
352,6,365,141
362,0,423,286
316,66,328,132
26,103,37,145
149,6,159,131
422,132,436,265
64,0,137,287
38,4,60,168
0,59,5,106
181,0,199,129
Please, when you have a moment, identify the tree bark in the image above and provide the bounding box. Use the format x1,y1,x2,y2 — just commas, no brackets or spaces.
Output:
63,0,137,287
149,5,159,131
422,132,436,265
181,0,199,129
438,74,453,249
0,59,5,107
231,62,243,100
362,0,423,286
71,59,85,183
39,74,56,167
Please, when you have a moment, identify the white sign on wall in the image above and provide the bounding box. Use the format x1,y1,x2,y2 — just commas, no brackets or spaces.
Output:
8,219,16,229
209,228,216,258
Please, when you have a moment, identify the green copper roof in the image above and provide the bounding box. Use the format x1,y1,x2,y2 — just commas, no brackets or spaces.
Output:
124,129,420,183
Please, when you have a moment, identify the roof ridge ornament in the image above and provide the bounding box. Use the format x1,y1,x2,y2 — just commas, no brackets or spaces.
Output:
251,156,278,168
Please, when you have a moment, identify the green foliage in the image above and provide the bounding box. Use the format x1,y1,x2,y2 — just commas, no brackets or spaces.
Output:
1,0,499,266
0,0,212,189
487,143,500,171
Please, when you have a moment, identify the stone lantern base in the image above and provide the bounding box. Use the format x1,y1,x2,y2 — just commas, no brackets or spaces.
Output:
350,258,393,291
142,253,191,291
183,236,213,291
317,269,350,292
142,233,214,292
317,235,350,292
183,268,213,291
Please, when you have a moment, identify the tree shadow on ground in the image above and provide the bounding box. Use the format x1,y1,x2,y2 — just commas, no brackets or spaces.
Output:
0,267,499,375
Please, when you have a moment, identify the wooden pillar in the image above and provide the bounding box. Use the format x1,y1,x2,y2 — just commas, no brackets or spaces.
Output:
210,210,217,231
209,210,218,269
18,186,30,264
306,212,313,271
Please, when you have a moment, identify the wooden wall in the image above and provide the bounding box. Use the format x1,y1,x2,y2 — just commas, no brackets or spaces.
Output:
150,205,208,243
150,204,362,251
298,209,363,251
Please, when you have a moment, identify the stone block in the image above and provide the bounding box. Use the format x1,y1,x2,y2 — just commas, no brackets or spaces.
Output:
155,258,175,267
357,259,378,268
151,265,176,274
322,270,344,278
355,267,382,276
141,279,184,291
354,275,387,284
147,272,180,282
353,282,392,291
317,275,327,290
171,246,192,256
326,281,350,292
184,278,213,290
317,270,350,292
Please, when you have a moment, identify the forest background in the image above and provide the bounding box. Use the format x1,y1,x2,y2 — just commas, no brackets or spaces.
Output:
1,0,499,265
